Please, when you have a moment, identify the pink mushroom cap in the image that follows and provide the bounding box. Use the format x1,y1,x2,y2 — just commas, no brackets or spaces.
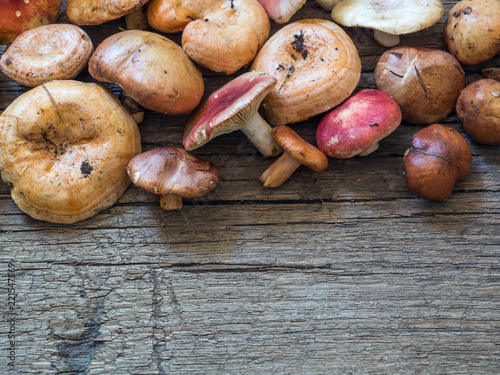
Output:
316,89,402,158
257,0,306,23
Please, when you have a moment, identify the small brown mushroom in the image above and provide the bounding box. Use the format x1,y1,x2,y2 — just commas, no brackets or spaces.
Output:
482,68,500,82
0,0,62,45
374,46,465,126
444,0,500,66
404,124,471,202
456,79,500,146
260,125,328,188
0,24,93,87
127,147,221,210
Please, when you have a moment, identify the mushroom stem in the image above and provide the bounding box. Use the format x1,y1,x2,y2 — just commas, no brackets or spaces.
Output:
358,142,379,157
259,151,301,188
373,30,400,47
241,113,283,157
125,7,149,30
160,194,183,210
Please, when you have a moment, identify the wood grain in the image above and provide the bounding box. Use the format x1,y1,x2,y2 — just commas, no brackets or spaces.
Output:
1,1,499,374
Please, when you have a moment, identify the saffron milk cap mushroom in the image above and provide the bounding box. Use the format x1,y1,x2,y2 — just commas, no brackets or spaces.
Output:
0,24,93,87
251,19,361,125
66,0,149,25
0,80,142,223
147,0,270,74
0,0,62,45
374,46,465,126
331,0,444,47
316,89,402,158
127,147,221,210
444,0,500,66
89,30,204,115
260,125,328,188
183,71,282,158
256,0,306,23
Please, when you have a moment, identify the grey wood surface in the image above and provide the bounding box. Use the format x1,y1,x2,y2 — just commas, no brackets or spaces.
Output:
1,1,499,374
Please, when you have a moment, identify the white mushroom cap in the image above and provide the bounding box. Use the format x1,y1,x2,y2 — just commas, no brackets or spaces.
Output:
331,0,444,47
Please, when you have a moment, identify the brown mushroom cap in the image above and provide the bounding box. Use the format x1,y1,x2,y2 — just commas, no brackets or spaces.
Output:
444,0,500,66
456,79,500,146
0,80,142,223
404,124,471,202
127,147,221,199
251,19,361,125
374,46,465,126
66,0,149,25
273,125,328,173
88,30,204,115
0,24,93,87
147,0,270,74
0,0,62,45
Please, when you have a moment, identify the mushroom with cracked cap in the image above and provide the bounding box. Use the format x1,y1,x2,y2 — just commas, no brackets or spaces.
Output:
331,0,444,47
127,147,221,210
260,125,328,188
0,80,142,223
147,0,270,75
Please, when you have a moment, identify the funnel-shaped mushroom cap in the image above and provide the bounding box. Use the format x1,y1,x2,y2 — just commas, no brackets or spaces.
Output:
0,80,141,223
66,0,149,25
0,0,62,45
127,147,221,198
316,89,402,158
183,71,277,151
0,24,93,87
257,0,306,23
251,19,361,125
147,0,270,74
89,30,204,115
332,0,444,45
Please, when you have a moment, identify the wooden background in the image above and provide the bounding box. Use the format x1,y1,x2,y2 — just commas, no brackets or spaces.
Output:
1,1,499,373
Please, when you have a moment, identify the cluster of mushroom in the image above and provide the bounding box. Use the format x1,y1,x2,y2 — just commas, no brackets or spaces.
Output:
0,0,498,224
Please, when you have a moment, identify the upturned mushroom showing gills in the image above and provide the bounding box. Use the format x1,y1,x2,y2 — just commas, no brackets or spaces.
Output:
331,0,444,47
456,79,500,146
0,80,142,223
147,0,270,75
251,19,361,125
66,0,149,25
0,24,93,87
256,0,306,23
404,124,471,202
89,30,204,115
127,147,221,210
316,89,402,158
444,0,500,66
260,125,328,188
183,71,282,158
0,0,62,45
374,46,465,126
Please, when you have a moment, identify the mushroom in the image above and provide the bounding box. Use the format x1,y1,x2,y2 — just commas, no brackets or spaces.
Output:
260,125,328,188
66,0,149,25
374,46,465,126
256,0,306,23
482,68,500,82
88,30,204,115
404,124,471,202
126,147,221,210
147,0,270,75
250,19,361,125
456,79,500,146
316,0,343,11
183,71,282,158
444,0,500,66
316,89,402,158
0,0,62,45
0,80,142,223
331,0,444,47
0,24,93,87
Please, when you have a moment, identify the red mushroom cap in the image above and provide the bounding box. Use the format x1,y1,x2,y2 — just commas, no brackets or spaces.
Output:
316,89,402,158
